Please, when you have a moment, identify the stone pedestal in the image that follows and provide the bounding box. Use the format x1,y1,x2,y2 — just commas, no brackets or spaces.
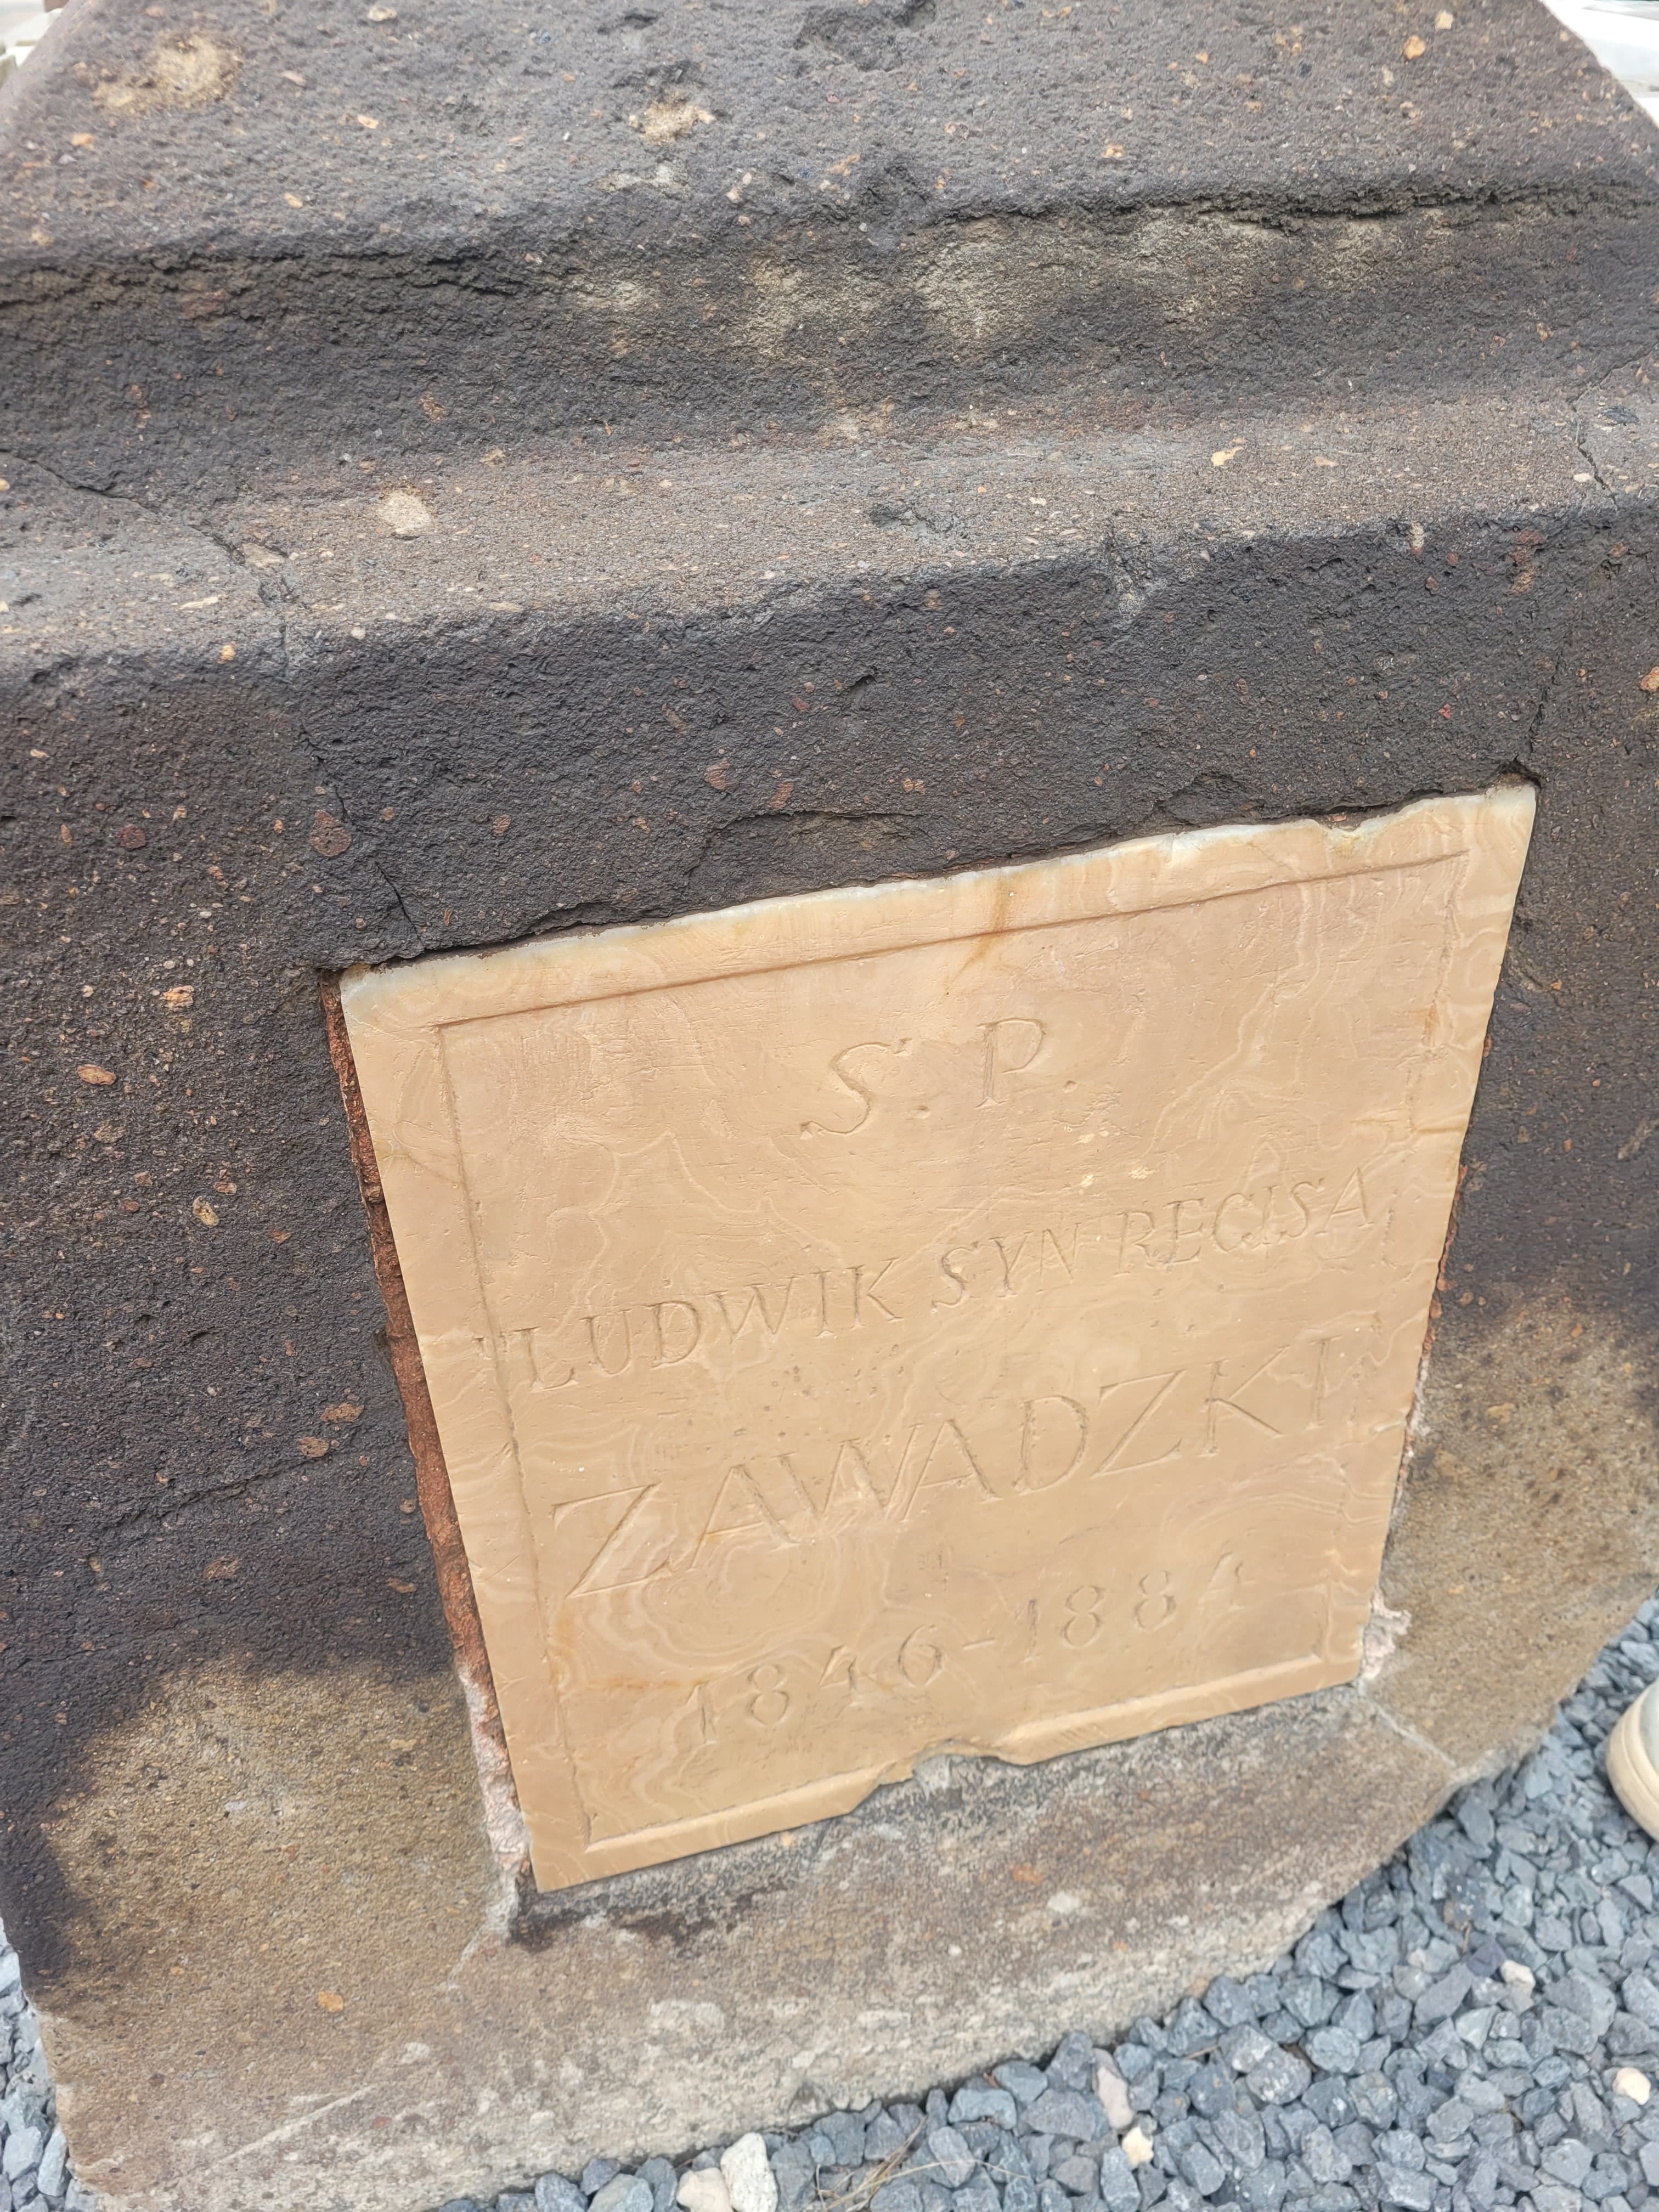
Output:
2,3,1657,2207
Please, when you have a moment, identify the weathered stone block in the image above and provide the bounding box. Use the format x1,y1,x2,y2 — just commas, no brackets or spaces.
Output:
2,0,1656,2206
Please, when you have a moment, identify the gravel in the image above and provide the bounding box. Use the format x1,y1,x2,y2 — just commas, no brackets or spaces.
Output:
0,1922,78,2212
11,1595,1659,2212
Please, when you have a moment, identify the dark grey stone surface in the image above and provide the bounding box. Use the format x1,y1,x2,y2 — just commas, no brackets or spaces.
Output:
2,0,1655,501
1,0,1657,2205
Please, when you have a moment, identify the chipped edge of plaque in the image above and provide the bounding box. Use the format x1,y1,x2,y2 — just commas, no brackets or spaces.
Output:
339,784,1537,1892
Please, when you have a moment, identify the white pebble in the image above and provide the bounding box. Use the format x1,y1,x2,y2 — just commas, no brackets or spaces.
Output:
1617,2067,1654,2106
720,2134,777,2212
1499,1959,1536,1996
1096,2061,1135,2133
678,2172,735,2212
1123,2126,1156,2169
377,489,434,539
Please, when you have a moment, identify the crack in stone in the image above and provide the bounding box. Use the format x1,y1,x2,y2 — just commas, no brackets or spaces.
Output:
309,775,428,961
0,447,249,575
1362,1693,1462,1782
86,1460,294,1546
1568,347,1657,501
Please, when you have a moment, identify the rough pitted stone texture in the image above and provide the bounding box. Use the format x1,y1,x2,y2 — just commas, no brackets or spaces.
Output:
3,0,1659,2208
3,0,1656,506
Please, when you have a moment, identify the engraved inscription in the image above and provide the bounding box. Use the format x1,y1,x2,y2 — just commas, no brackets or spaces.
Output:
800,1014,1051,1136
667,1550,1260,1756
536,1325,1370,1608
341,786,1534,1886
499,1160,1376,1391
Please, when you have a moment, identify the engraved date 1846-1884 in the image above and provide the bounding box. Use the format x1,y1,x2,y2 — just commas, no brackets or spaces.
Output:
673,1559,1236,1753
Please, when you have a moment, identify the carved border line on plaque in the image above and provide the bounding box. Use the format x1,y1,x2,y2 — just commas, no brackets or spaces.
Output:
341,786,1534,1891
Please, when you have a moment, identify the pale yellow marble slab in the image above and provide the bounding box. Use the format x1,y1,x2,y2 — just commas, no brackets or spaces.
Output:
341,786,1534,1891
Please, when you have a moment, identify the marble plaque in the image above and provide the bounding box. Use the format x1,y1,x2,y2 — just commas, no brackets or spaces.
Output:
341,786,1533,1891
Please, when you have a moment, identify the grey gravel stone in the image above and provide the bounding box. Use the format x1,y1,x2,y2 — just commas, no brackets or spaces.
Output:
1351,2073,1400,2130
1216,2108,1267,2174
1049,2034,1099,2091
1245,2051,1313,2106
33,2136,63,2212
1543,2139,1596,2187
1187,2063,1235,2121
1026,2088,1108,2138
951,2089,1019,2131
952,2173,1001,2212
2,2127,40,2185
1560,1973,1618,2039
1415,1966,1474,2028
1177,2141,1227,2197
873,2185,923,2212
1301,2127,1347,2186
1099,2147,1140,2212
772,2143,816,2212
589,2177,652,2212
1304,2027,1362,2076
1215,2027,1271,2077
537,2178,588,2212
1532,2184,1583,2212
819,2115,866,2169
639,2160,678,2212
1375,2166,1436,2211
927,2128,978,2188
996,2066,1049,2110
1204,1980,1259,2031
1545,2004,1607,2057
1283,1978,1336,2032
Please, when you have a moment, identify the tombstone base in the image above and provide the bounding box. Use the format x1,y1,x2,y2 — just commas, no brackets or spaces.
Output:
38,1290,1659,2210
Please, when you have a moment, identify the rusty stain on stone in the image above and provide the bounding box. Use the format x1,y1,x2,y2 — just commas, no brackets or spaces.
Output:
309,811,352,858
